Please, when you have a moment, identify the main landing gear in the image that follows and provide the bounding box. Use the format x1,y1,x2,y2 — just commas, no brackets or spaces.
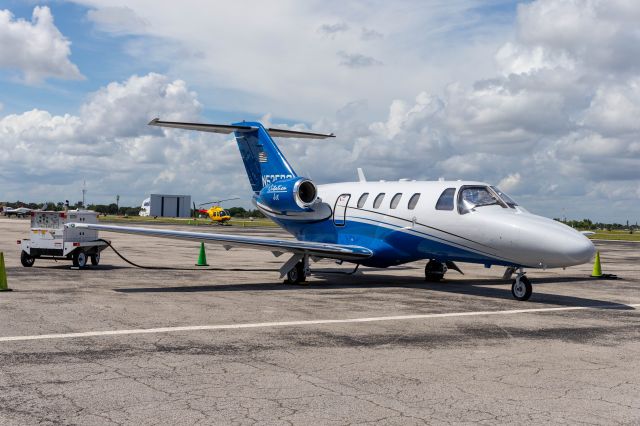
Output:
425,260,447,282
511,267,532,301
281,254,310,285
424,260,464,282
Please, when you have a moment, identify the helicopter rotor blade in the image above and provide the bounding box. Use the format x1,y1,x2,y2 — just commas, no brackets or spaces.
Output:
198,197,240,207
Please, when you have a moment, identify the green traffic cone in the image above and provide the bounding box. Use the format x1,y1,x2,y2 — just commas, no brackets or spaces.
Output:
195,242,209,267
591,251,602,278
0,252,12,291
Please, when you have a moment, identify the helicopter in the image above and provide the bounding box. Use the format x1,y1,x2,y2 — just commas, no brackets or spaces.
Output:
194,197,240,224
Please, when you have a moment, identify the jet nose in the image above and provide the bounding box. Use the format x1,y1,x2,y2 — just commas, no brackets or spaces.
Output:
506,215,597,268
563,232,596,265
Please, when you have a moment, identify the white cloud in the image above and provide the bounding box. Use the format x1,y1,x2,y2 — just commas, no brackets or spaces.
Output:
71,0,509,120
80,73,202,139
498,173,521,193
337,51,383,68
0,6,83,84
361,28,383,41
86,6,147,34
582,79,640,136
0,73,229,204
317,22,349,37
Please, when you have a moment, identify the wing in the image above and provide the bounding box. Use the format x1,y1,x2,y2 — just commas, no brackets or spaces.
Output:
67,223,372,261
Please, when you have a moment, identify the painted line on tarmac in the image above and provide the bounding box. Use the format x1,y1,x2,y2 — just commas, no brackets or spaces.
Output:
1,303,639,343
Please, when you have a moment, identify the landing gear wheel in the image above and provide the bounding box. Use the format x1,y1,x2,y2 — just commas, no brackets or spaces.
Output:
90,252,100,266
425,260,446,282
20,251,35,267
286,261,307,285
72,250,87,268
511,276,532,301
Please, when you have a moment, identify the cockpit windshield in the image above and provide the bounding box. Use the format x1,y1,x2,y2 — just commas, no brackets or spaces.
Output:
459,186,500,209
490,186,518,208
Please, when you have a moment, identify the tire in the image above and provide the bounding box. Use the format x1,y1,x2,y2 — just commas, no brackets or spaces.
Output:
20,251,35,267
72,250,87,268
90,252,100,266
286,262,306,284
511,276,532,301
425,260,446,282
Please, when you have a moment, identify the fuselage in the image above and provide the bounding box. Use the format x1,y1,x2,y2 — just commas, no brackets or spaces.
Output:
260,180,595,269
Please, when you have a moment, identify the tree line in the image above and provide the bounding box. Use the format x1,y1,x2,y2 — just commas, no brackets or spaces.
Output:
555,218,638,232
1,201,264,218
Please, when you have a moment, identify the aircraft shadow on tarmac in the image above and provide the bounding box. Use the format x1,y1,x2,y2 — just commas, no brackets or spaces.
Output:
114,271,633,310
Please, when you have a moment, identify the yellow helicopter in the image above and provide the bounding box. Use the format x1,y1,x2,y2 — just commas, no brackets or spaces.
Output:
195,197,240,224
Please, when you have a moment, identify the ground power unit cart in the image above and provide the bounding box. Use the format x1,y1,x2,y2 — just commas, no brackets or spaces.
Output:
18,210,109,268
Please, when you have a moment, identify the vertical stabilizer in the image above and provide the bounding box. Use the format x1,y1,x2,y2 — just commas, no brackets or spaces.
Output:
232,122,297,192
147,118,334,193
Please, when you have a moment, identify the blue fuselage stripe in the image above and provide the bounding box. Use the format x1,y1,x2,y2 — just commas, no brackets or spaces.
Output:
271,212,515,268
347,215,512,264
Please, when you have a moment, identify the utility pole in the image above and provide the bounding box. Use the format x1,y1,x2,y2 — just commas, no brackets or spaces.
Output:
116,195,120,213
82,180,87,208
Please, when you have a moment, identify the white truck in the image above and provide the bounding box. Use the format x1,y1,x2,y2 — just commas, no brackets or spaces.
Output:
18,210,109,268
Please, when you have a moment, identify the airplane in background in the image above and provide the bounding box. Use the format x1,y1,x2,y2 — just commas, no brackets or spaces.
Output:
139,198,151,217
4,207,33,218
196,197,240,224
69,118,596,301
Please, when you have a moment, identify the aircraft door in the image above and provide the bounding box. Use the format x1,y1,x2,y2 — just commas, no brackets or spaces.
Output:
333,194,350,226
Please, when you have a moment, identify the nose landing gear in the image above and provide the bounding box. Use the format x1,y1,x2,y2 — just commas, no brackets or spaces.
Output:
511,267,532,301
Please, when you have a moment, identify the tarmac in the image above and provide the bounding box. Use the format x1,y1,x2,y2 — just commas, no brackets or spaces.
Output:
0,217,639,425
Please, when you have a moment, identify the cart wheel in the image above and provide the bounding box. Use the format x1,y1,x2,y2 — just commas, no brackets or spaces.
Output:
73,250,87,268
90,252,100,266
20,251,35,267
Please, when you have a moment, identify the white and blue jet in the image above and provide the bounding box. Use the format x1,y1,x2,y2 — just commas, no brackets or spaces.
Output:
70,119,596,301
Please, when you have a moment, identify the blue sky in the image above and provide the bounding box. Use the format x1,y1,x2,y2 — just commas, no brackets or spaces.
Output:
0,0,639,222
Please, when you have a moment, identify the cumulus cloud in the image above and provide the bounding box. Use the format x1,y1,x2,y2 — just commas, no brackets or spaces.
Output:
317,22,349,37
337,51,383,68
0,73,227,204
86,6,147,34
0,6,83,84
289,0,640,220
361,28,383,41
80,73,201,138
3,0,640,221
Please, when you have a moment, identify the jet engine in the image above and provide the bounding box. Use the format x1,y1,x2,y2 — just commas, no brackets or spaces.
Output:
257,177,319,214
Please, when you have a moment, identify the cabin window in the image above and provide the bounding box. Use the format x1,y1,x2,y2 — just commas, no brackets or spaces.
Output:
390,193,402,209
407,193,421,210
435,188,456,211
357,193,369,208
373,193,385,209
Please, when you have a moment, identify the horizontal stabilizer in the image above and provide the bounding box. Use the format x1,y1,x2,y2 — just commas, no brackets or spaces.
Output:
148,118,335,139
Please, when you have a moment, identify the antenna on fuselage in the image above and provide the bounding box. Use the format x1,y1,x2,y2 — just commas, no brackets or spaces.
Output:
357,168,366,182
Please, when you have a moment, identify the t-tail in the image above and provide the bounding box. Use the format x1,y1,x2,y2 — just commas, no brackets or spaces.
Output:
148,118,334,192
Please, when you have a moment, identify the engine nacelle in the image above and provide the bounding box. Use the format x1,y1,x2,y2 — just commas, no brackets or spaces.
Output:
258,177,318,214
